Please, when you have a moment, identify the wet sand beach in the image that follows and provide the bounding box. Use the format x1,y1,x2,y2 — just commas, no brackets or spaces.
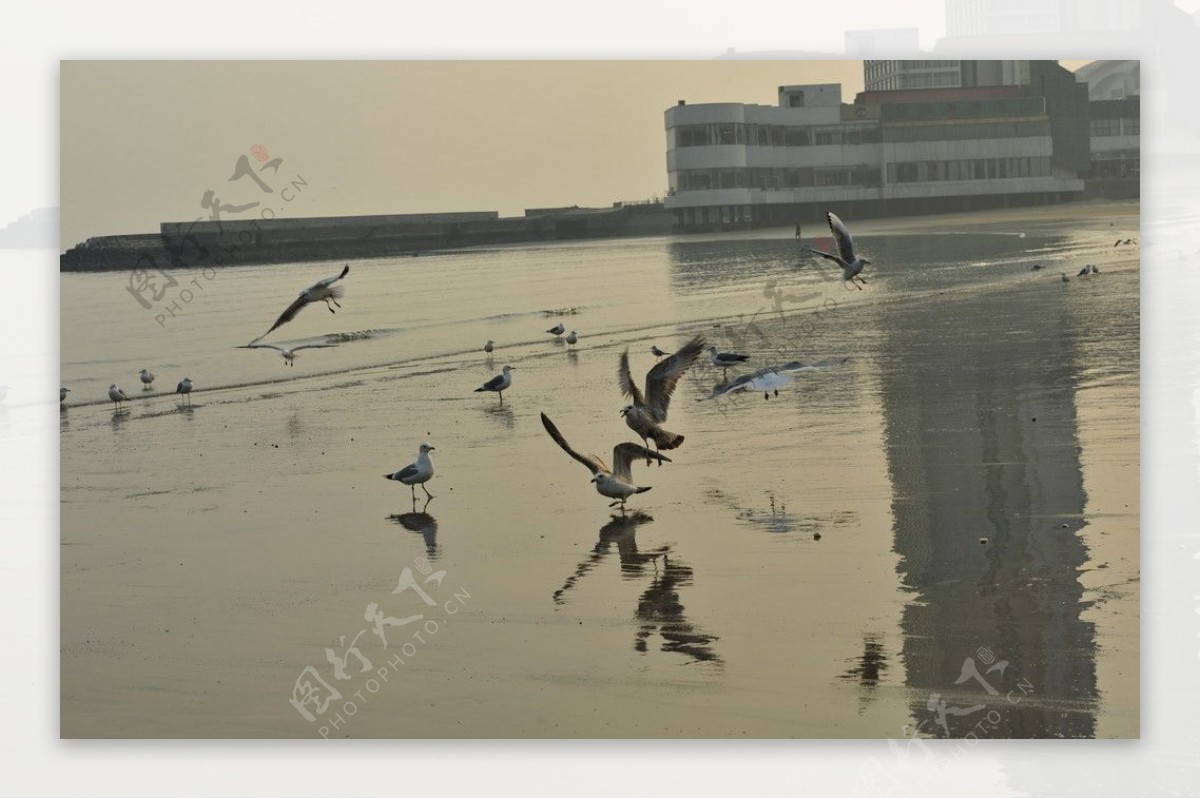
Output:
60,200,1139,738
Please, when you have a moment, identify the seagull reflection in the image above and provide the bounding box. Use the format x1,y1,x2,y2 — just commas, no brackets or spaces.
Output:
387,509,439,558
482,402,515,429
838,633,890,712
554,513,721,665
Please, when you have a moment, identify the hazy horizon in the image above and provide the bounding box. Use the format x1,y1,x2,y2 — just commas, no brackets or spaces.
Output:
60,59,1089,250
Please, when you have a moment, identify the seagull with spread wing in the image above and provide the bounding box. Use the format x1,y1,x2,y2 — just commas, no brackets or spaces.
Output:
238,342,338,366
808,212,870,290
618,334,705,458
540,412,669,510
249,264,349,344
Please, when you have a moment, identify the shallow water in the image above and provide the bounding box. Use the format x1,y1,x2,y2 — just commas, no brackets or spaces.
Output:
60,201,1139,738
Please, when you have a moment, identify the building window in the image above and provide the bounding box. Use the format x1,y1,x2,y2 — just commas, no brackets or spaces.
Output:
1090,118,1121,137
789,94,804,107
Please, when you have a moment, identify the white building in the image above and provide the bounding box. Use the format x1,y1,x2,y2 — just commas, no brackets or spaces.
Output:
664,66,1088,232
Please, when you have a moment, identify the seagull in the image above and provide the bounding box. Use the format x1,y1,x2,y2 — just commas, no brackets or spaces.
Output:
107,383,129,409
483,340,495,354
176,377,193,405
1030,263,1043,271
139,369,155,389
475,365,515,404
540,412,669,510
1060,272,1070,283
565,330,578,348
547,323,565,337
708,346,750,379
650,345,667,359
60,387,70,403
618,334,705,458
238,342,338,366
384,443,436,502
807,212,870,289
249,264,349,344
1077,264,1101,276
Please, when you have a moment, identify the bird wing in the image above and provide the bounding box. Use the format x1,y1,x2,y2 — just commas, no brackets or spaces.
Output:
807,246,848,268
239,343,286,353
611,443,671,482
479,373,506,391
290,344,338,352
617,350,646,407
644,334,706,422
540,412,607,475
311,264,350,289
827,212,858,263
390,464,419,482
250,295,309,344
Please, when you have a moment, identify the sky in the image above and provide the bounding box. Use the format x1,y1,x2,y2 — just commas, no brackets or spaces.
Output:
60,60,878,248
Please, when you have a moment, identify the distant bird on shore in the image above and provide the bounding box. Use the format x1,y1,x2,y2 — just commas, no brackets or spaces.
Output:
1060,272,1070,283
238,342,338,366
176,377,193,405
708,346,750,379
476,365,515,404
619,334,705,458
384,443,436,502
547,323,566,337
1030,263,1043,271
250,264,350,344
139,369,155,389
540,412,669,510
484,340,495,354
1113,238,1135,247
650,345,667,359
565,330,578,348
808,212,870,289
60,387,70,403
107,383,129,409
1077,264,1101,276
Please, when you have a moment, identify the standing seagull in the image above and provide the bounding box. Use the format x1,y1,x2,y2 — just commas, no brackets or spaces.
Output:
483,340,495,354
139,369,155,389
475,365,515,404
618,334,706,458
808,212,870,289
107,383,129,409
1060,272,1070,284
176,377,193,405
238,342,338,367
1077,264,1101,276
250,264,350,344
708,346,750,379
60,387,70,403
546,323,566,337
384,443,436,502
565,330,579,348
540,412,669,510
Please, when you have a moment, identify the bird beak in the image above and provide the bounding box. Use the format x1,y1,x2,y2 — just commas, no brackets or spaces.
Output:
428,447,436,451
619,409,626,416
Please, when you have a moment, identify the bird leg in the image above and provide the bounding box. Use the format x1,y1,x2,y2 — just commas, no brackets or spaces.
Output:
324,299,337,313
422,483,434,500
498,391,504,406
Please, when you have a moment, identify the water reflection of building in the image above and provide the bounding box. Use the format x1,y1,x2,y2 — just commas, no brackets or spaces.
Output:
876,282,1097,738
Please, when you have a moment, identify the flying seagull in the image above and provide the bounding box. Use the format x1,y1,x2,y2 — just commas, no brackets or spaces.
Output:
60,387,70,403
540,412,669,510
176,377,193,405
475,365,515,404
708,346,750,379
139,369,155,389
250,264,349,344
238,342,338,366
384,443,436,502
808,212,870,289
618,334,706,458
107,383,129,409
